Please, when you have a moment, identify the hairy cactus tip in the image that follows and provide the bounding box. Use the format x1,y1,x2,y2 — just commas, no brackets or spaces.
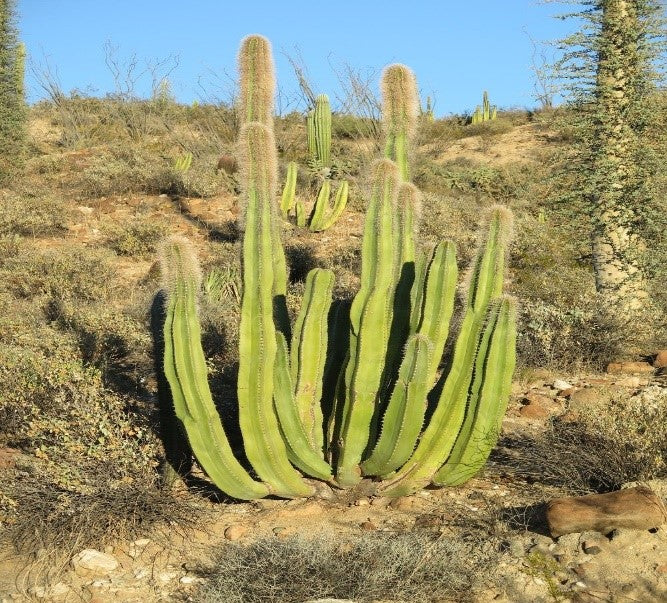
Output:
158,235,202,294
381,64,419,132
238,34,275,126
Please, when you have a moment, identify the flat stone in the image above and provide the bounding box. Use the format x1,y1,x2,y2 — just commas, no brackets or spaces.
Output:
567,387,603,411
71,549,119,575
546,486,667,537
224,524,248,541
553,379,573,391
606,361,654,375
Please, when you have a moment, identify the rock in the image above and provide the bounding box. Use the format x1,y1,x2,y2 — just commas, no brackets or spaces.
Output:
567,388,603,411
224,524,247,541
606,361,654,375
360,520,377,531
519,397,552,420
614,376,644,388
354,498,369,506
157,569,179,582
553,379,573,391
389,495,420,511
654,350,667,369
71,549,119,575
581,540,604,555
657,563,667,574
546,486,667,537
132,538,150,547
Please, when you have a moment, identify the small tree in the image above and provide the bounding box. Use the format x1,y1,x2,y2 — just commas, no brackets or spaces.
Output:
0,0,26,180
552,0,666,349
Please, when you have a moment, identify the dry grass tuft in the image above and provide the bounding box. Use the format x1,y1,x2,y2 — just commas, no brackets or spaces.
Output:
494,386,667,494
193,531,500,603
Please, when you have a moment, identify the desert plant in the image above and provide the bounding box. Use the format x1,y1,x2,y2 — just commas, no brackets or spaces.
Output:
281,93,350,232
172,151,193,173
156,35,516,500
471,91,498,124
0,0,26,179
307,94,332,169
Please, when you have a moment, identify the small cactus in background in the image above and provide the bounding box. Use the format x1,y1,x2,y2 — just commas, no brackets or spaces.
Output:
307,94,332,169
421,96,435,122
155,35,517,500
281,93,349,231
471,90,498,124
172,152,193,173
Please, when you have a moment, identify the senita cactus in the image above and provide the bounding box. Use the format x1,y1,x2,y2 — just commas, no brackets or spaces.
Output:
471,90,498,124
156,35,517,500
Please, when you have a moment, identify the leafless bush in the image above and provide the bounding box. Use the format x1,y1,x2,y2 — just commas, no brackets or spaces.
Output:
493,386,667,494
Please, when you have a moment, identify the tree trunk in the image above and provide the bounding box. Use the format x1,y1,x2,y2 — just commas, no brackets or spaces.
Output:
592,0,648,315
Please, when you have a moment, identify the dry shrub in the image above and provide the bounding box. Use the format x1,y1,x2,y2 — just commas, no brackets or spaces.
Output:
104,218,167,257
0,193,70,237
195,532,499,603
0,245,115,301
494,386,667,493
1,473,203,588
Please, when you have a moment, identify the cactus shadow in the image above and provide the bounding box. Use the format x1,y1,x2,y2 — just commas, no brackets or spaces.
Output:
499,501,551,536
285,244,318,283
170,195,240,242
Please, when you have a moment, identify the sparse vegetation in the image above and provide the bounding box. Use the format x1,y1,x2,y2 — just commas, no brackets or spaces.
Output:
194,532,500,603
0,14,665,602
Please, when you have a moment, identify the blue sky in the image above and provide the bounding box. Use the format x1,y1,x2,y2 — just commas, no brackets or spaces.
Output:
19,1,577,115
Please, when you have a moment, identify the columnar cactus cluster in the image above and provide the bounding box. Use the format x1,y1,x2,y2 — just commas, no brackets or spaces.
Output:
471,90,497,124
281,93,349,232
157,35,517,500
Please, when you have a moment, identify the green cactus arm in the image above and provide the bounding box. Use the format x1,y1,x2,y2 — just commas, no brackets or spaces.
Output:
160,237,268,500
468,206,512,313
483,91,490,121
491,107,497,120
314,94,332,168
317,180,349,232
336,159,400,487
274,331,334,481
378,208,512,496
414,241,458,387
289,268,335,451
322,299,351,457
280,161,298,217
295,198,307,228
360,334,432,476
306,110,316,161
379,182,420,404
408,251,428,335
433,296,517,487
237,123,312,498
308,180,331,232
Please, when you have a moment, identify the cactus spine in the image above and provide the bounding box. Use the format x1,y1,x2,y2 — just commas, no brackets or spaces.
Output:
309,94,332,168
155,36,517,501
